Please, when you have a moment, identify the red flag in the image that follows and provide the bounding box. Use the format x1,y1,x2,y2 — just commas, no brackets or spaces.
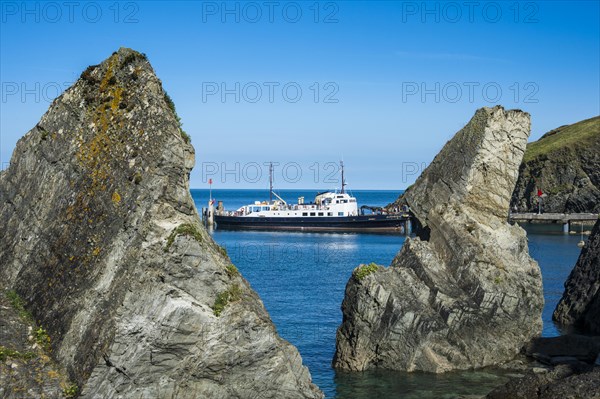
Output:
209,178,213,185
537,189,543,197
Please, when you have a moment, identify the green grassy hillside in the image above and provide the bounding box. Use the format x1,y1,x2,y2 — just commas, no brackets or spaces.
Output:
524,116,599,162
512,115,600,213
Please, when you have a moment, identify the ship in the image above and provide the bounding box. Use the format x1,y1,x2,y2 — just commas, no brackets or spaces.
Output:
211,162,411,233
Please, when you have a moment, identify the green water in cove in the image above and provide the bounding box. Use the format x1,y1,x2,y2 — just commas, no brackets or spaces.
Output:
192,189,585,398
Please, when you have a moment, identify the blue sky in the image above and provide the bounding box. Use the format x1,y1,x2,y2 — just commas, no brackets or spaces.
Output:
1,1,599,189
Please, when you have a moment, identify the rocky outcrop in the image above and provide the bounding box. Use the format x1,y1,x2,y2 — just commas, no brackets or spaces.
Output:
1,287,70,399
524,335,600,367
487,335,600,399
486,365,600,399
553,217,600,334
333,106,544,373
0,48,322,398
511,116,600,213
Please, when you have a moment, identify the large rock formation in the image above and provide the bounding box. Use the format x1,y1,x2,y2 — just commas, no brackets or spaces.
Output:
333,106,544,373
0,48,322,398
553,217,600,334
511,116,600,213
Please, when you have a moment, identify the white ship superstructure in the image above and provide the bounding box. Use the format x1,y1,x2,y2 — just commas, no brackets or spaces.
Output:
211,161,411,233
232,191,358,218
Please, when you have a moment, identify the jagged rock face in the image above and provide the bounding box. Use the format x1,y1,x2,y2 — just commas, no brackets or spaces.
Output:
0,289,68,399
486,365,600,399
553,218,600,334
487,335,600,399
511,116,600,213
0,48,322,399
333,106,544,373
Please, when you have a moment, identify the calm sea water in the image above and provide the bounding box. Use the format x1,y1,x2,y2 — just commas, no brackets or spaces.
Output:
191,189,584,398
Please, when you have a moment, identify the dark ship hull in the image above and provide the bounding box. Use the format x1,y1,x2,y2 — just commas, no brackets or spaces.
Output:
214,214,410,233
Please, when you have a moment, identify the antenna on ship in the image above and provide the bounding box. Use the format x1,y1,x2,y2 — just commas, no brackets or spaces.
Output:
269,161,273,202
268,161,287,206
340,160,346,194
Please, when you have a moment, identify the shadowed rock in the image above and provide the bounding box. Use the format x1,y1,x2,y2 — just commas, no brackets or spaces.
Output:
486,335,600,398
486,365,600,399
553,217,600,334
0,48,322,398
333,106,544,373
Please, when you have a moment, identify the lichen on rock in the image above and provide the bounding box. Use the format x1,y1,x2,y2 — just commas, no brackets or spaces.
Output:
0,48,322,398
333,106,544,373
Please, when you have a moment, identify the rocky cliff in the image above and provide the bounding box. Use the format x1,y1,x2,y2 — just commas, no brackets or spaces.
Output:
0,48,322,398
487,365,600,399
553,217,600,334
486,335,600,399
1,288,71,398
333,106,544,373
511,116,600,213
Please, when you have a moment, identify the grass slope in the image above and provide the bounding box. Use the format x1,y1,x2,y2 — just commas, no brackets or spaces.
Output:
524,116,599,162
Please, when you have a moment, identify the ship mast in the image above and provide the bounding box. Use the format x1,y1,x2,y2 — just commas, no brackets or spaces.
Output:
340,160,346,194
269,162,273,202
268,162,287,205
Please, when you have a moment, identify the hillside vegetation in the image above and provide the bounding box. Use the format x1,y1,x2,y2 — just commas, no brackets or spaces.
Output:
524,116,599,162
512,116,600,213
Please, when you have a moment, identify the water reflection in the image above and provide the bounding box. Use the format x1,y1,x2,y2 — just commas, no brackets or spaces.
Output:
334,368,516,399
520,223,585,337
199,188,585,398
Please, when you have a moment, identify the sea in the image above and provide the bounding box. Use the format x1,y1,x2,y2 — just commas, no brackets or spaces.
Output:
191,189,584,399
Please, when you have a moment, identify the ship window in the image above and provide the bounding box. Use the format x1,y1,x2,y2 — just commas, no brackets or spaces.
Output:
341,200,347,203
327,212,333,216
336,200,339,204
318,212,324,216
350,199,356,202
262,206,269,211
338,212,344,216
310,212,316,216
302,212,308,216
